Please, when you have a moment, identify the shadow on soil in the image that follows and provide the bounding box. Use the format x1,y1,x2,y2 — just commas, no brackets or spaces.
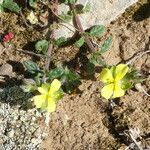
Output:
0,61,33,110
133,0,150,21
103,100,132,148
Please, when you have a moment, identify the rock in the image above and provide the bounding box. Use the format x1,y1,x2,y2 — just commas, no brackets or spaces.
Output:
0,86,48,149
54,0,138,39
7,130,15,138
0,63,13,76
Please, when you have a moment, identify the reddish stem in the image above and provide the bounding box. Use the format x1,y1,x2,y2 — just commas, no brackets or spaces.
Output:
69,4,96,52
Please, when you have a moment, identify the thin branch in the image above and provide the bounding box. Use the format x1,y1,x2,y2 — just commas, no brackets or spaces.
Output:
125,49,150,65
69,4,96,52
2,44,44,58
135,83,150,97
15,48,45,58
44,40,53,71
51,8,78,33
59,23,75,33
20,11,33,29
129,133,143,150
44,0,58,72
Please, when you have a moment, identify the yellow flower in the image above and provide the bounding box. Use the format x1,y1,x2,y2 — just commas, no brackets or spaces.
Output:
99,64,129,99
32,79,63,112
27,11,38,24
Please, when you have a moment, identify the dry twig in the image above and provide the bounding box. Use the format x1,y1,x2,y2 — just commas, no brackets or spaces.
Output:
15,48,44,58
20,11,33,29
125,49,150,65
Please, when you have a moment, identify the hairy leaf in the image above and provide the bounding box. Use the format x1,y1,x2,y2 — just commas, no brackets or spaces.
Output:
75,37,85,48
75,3,91,14
48,67,65,80
0,0,3,12
29,0,38,8
86,62,95,75
23,60,39,74
63,0,77,4
89,25,106,37
35,40,49,54
59,12,73,22
48,66,81,93
100,36,113,53
61,67,81,93
90,52,106,66
54,37,67,47
3,0,21,13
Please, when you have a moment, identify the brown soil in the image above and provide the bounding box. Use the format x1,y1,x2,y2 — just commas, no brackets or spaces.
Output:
0,0,150,149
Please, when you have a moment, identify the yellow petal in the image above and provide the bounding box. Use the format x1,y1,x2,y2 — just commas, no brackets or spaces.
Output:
99,68,114,83
33,95,46,108
26,11,38,24
114,64,129,81
112,82,125,98
49,79,61,95
38,83,50,94
47,98,56,112
101,83,114,99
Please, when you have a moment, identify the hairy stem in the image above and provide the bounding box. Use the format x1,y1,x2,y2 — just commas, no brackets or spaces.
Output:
69,4,96,52
44,0,58,72
16,48,44,58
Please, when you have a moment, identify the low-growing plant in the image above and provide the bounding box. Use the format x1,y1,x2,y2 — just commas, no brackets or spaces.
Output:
1,0,148,116
32,79,64,113
0,0,21,13
99,64,145,100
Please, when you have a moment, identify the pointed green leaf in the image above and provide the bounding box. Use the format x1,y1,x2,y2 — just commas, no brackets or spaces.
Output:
89,25,106,37
61,67,81,93
54,37,67,47
35,40,49,54
59,12,73,22
62,0,77,4
3,0,21,13
75,3,91,14
23,60,39,74
90,52,106,66
75,37,85,48
29,0,38,8
48,67,65,80
86,62,95,75
100,36,113,53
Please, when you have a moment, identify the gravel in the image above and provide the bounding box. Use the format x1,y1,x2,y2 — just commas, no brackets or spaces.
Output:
0,86,48,150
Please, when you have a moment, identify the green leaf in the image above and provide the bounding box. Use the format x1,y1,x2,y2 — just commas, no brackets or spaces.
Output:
54,90,64,102
23,60,39,74
59,12,73,22
0,0,4,12
54,37,67,47
29,0,38,8
89,25,106,37
100,36,113,53
75,37,85,48
69,0,77,4
90,52,106,66
34,73,43,86
35,40,49,54
48,65,81,93
48,67,65,80
3,0,21,13
121,81,133,90
75,3,91,14
83,3,91,13
61,68,81,93
64,0,77,4
86,62,95,75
